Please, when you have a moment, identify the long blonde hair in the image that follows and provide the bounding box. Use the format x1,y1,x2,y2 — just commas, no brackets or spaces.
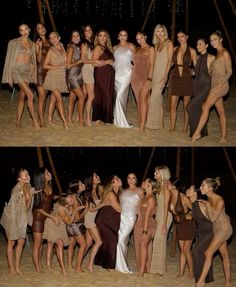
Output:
155,165,171,192
152,24,169,45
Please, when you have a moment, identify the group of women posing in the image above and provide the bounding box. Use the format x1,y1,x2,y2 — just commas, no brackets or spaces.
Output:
0,165,233,286
2,22,232,140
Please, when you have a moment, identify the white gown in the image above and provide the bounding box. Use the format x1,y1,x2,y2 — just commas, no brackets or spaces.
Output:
115,189,141,273
113,46,133,128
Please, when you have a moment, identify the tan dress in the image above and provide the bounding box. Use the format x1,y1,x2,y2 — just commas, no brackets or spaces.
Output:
150,190,173,275
82,48,94,84
131,52,150,103
43,46,68,93
207,205,232,242
210,56,231,97
43,203,69,246
0,182,33,240
146,41,168,130
84,199,101,229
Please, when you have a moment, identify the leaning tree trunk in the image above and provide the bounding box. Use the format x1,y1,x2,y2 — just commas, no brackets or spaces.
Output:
45,147,62,194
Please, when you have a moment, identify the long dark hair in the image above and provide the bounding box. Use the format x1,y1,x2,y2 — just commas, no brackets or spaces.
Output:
84,171,100,207
33,167,46,209
169,176,186,194
80,24,94,50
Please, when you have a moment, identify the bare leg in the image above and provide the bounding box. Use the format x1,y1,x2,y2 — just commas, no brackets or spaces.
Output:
55,239,67,275
178,241,187,277
6,239,16,274
139,84,150,132
84,83,95,127
15,238,25,275
139,235,152,277
19,83,40,129
191,92,219,142
183,240,194,277
16,89,26,128
52,91,68,129
196,237,223,287
75,235,86,272
170,95,179,132
86,227,102,272
46,242,54,269
67,237,76,269
215,98,227,143
183,96,191,133
48,94,57,125
219,242,232,287
32,232,43,272
67,92,76,125
37,86,47,127
73,87,85,127
133,231,140,271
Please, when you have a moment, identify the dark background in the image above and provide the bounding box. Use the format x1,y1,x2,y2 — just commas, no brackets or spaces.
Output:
0,147,235,218
0,0,236,75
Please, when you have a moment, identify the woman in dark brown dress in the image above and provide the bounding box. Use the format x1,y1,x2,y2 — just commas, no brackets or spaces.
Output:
92,29,115,125
186,185,214,284
187,37,215,137
169,30,197,132
35,23,51,127
32,167,59,272
66,30,85,126
94,175,121,269
167,177,196,278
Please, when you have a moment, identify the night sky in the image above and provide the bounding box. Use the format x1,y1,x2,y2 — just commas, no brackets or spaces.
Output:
1,0,235,73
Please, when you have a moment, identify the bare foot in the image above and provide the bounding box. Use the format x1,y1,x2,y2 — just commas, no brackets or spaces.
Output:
61,268,68,276
85,119,92,127
75,268,84,273
33,120,40,130
77,120,84,127
63,123,69,130
39,121,46,128
195,282,205,287
15,122,21,128
169,128,175,133
47,265,57,271
176,274,184,278
16,269,23,275
219,137,227,144
67,121,75,126
224,282,233,287
67,265,75,271
191,133,202,142
9,269,17,275
48,121,57,127
86,263,93,272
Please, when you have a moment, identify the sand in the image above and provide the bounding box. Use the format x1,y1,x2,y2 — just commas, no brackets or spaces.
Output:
0,221,235,287
0,80,235,146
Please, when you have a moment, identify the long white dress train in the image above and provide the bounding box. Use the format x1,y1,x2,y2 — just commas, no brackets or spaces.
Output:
113,47,133,128
115,189,140,273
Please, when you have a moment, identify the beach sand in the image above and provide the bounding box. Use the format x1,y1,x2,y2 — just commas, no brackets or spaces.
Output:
0,80,235,147
0,221,235,287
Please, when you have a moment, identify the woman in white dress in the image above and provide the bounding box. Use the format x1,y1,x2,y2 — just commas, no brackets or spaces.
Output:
113,30,135,128
115,173,144,273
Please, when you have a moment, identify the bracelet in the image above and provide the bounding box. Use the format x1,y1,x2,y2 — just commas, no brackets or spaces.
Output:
147,77,152,81
142,230,148,234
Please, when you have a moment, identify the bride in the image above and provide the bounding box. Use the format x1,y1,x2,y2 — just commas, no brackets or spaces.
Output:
113,30,135,128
